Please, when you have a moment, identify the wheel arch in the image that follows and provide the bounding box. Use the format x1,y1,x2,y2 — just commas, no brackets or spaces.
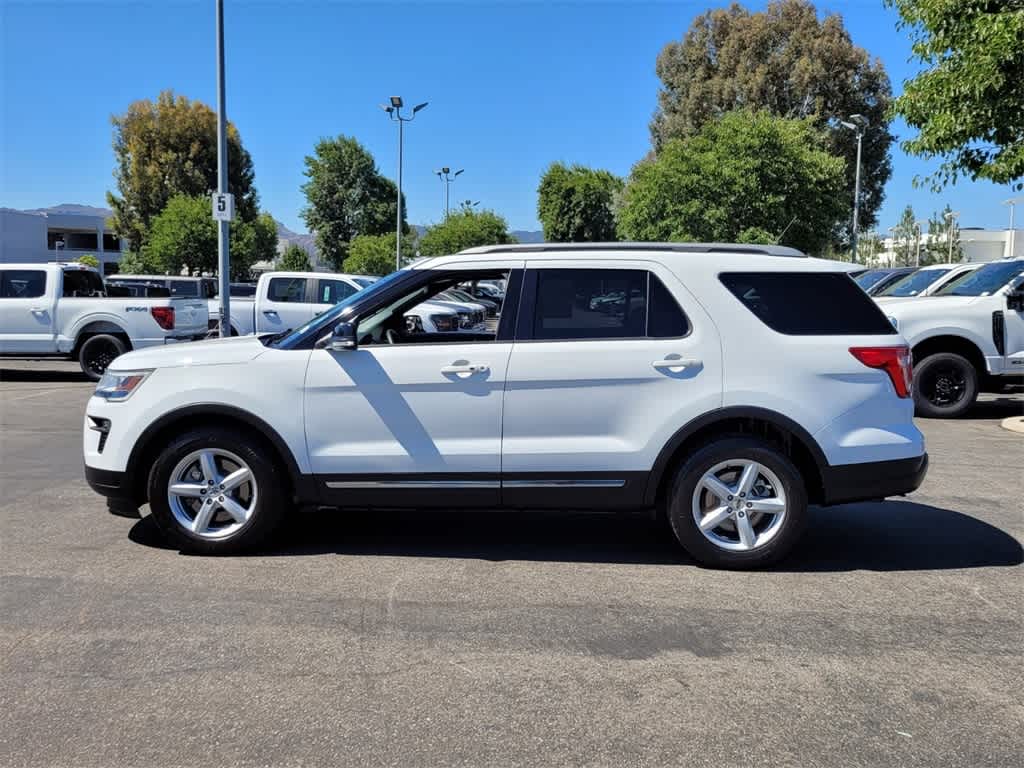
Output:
645,407,828,508
73,320,132,354
125,404,314,506
910,334,987,375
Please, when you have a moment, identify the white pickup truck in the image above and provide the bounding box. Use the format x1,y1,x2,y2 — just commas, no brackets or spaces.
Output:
225,271,486,337
0,262,208,379
880,258,1024,417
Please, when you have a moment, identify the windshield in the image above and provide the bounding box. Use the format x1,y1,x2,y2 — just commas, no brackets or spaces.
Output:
854,270,890,291
268,269,408,348
879,268,952,297
934,260,1024,297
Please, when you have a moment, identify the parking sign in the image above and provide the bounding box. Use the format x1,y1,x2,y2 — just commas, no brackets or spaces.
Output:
212,192,235,222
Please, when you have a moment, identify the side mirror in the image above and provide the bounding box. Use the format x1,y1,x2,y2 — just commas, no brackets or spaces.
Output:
1008,289,1024,312
328,321,357,351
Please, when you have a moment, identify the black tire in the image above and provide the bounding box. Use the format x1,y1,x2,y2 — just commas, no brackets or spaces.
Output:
147,427,287,554
913,352,978,419
78,334,126,381
666,437,808,569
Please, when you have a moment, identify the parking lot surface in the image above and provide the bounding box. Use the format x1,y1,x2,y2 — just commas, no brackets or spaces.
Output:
2,360,1022,768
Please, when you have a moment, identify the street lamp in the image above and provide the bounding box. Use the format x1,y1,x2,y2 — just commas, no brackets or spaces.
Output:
1003,196,1023,258
435,167,464,220
381,97,428,271
840,114,869,262
887,226,897,267
914,220,926,267
944,210,961,263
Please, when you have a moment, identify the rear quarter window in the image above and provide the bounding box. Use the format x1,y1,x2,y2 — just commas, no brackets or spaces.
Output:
720,272,896,335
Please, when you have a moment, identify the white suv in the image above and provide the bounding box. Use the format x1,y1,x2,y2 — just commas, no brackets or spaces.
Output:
84,243,927,568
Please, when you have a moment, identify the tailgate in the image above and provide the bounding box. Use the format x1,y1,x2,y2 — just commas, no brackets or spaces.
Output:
169,298,210,334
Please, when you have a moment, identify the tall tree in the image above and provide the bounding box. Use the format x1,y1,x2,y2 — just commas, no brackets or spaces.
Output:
890,205,920,266
886,0,1024,190
344,233,416,276
651,0,894,238
926,204,963,263
537,163,623,242
107,90,259,251
418,208,516,257
278,243,312,272
143,195,277,279
300,135,404,271
619,110,846,255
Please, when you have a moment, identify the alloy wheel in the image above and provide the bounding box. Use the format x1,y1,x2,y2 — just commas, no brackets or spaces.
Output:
167,448,258,539
691,459,788,552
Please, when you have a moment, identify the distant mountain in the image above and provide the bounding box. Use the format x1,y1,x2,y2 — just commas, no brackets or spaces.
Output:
275,220,317,256
24,203,113,218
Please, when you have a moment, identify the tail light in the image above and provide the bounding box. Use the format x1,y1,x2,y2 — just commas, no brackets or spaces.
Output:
151,306,175,330
850,345,912,398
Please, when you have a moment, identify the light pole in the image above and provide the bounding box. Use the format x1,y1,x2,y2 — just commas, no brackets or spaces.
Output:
215,0,231,337
381,97,428,271
1003,196,1023,258
944,210,960,263
435,167,464,220
887,226,897,267
840,114,868,262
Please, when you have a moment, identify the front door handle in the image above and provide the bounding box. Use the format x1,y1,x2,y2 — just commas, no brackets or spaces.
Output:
441,363,489,376
653,357,701,371
30,308,48,314
263,309,279,317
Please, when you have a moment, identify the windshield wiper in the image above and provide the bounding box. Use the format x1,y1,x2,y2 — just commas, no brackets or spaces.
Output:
261,328,293,346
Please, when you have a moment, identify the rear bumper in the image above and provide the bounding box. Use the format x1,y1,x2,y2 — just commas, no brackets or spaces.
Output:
820,453,928,506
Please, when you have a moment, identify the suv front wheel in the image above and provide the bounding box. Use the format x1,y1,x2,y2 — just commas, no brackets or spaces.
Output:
667,437,808,569
147,427,287,554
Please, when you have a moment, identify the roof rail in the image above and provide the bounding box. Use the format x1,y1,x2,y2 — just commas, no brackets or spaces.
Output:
457,241,807,258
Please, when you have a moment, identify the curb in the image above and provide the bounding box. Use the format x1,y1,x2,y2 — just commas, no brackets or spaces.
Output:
1000,416,1024,434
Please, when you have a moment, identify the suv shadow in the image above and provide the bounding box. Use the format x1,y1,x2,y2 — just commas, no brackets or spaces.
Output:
129,500,1022,572
0,366,90,383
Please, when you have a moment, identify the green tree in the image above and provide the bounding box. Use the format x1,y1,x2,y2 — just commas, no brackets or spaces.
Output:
890,205,920,266
231,212,279,281
651,0,894,238
114,250,158,275
418,209,516,257
926,204,963,263
886,0,1024,190
278,243,312,272
77,254,100,269
300,135,404,271
343,232,416,276
107,90,259,251
618,110,846,255
537,162,623,242
143,195,277,278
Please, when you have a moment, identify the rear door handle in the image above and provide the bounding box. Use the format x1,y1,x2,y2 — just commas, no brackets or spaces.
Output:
653,357,701,371
263,310,279,317
441,363,489,375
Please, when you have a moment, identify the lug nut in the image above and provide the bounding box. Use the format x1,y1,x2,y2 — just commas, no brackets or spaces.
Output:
746,502,752,508
727,495,733,501
738,511,745,518
740,492,746,498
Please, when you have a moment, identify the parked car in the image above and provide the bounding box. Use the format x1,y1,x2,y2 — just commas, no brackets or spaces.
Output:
0,262,208,379
883,259,1024,417
85,242,927,568
439,288,498,317
855,267,918,296
874,262,982,299
229,282,257,298
224,271,481,337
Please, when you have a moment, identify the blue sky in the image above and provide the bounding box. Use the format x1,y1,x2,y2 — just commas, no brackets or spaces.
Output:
1,0,1018,235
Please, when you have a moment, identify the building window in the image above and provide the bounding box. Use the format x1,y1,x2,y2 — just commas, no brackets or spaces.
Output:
103,234,121,252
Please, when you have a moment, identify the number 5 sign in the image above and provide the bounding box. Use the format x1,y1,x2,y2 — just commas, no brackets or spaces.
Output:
211,192,235,222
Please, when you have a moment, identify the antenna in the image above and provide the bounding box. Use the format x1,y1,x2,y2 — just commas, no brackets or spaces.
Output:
776,217,798,244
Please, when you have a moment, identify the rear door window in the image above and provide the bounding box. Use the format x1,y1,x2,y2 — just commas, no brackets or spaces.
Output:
62,270,105,297
0,270,47,299
720,272,896,335
316,279,357,305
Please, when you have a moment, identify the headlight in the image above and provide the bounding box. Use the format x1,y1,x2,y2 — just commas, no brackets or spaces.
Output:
95,370,151,401
887,316,899,330
431,314,457,332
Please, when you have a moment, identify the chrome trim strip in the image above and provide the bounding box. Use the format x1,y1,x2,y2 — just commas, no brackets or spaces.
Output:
325,480,500,489
501,479,626,488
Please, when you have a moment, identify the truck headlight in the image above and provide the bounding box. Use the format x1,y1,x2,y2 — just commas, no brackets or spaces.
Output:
95,370,151,401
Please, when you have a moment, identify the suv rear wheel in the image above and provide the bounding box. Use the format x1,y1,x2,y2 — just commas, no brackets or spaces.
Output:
913,352,978,418
666,437,808,569
147,427,287,554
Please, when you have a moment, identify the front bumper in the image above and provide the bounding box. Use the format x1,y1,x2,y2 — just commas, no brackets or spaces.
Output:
84,465,140,518
820,453,929,506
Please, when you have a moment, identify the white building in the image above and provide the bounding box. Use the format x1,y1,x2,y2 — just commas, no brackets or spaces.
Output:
0,207,126,274
870,227,1022,267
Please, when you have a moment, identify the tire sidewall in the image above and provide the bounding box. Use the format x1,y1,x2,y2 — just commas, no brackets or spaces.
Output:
78,334,126,381
913,352,978,419
667,437,808,569
147,427,285,554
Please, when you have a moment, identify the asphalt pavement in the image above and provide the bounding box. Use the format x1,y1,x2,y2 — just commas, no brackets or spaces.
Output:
1,360,1022,768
